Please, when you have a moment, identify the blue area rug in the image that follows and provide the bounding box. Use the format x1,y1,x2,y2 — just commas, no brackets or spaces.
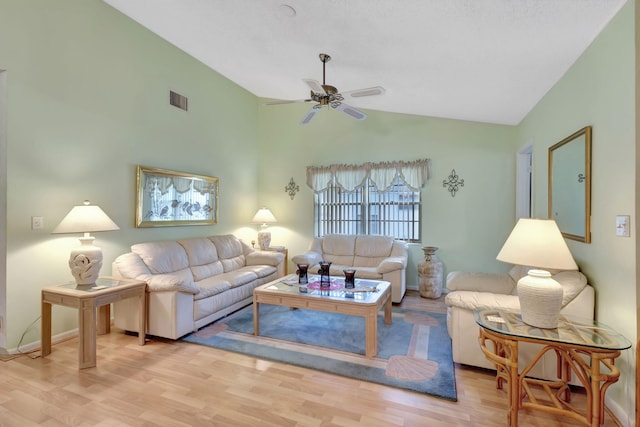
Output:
182,304,457,401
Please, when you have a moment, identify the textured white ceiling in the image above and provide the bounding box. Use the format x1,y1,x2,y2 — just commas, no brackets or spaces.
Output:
103,0,626,125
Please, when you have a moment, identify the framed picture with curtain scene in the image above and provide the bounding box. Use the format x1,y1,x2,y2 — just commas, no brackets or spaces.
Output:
135,165,219,227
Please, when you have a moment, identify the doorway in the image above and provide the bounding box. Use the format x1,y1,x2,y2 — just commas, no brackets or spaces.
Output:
516,144,532,220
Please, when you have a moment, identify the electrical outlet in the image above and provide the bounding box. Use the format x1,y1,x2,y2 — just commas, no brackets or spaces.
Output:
31,216,44,230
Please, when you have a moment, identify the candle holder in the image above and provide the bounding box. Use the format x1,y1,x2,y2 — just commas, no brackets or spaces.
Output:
318,261,332,289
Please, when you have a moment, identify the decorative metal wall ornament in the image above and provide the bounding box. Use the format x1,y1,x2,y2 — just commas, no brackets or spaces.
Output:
443,169,464,197
285,177,300,200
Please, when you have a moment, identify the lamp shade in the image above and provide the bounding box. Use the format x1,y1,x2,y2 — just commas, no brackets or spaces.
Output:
52,201,120,234
53,201,119,286
251,207,277,227
497,218,577,329
496,218,577,271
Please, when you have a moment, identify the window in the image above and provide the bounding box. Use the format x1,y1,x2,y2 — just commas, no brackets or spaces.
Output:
308,159,429,243
314,177,421,242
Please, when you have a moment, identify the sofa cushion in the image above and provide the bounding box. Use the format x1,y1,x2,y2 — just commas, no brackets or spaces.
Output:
243,264,278,278
178,237,219,265
340,266,381,280
220,255,246,272
321,235,356,266
194,276,232,300
354,235,393,267
209,234,243,259
209,235,246,272
446,271,516,295
216,269,258,288
190,262,224,282
178,237,225,281
131,241,189,274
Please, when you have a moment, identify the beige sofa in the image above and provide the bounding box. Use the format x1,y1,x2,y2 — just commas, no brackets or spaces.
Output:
444,265,595,381
291,234,408,303
112,234,284,339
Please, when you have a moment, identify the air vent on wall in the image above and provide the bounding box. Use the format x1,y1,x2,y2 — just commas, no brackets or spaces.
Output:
169,90,188,111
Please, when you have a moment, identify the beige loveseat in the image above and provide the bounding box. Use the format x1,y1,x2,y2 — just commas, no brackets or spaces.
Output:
445,265,595,381
112,234,284,339
291,234,408,303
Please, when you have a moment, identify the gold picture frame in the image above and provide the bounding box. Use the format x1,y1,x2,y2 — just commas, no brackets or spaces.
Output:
548,126,592,243
135,165,219,228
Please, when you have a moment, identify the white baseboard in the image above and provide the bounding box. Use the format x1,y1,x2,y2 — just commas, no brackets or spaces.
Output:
606,394,634,427
4,328,78,355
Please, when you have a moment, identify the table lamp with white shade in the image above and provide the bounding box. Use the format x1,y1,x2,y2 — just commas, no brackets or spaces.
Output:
251,207,277,249
52,200,120,285
496,218,578,329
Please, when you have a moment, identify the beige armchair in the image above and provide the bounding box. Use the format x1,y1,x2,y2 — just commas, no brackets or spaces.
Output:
444,265,595,382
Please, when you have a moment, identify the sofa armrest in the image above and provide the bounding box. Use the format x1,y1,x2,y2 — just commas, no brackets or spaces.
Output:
136,270,199,294
445,290,521,311
446,271,515,295
377,256,407,274
291,251,323,267
246,250,284,266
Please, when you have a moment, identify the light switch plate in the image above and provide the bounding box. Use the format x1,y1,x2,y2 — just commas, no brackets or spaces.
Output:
615,215,630,237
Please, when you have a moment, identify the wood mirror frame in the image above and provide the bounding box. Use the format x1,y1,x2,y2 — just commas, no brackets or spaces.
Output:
548,126,592,243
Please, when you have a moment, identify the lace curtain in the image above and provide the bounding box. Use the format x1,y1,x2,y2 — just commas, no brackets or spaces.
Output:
306,159,431,193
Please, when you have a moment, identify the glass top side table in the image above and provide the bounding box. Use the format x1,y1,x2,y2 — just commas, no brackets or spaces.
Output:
474,308,631,350
474,307,631,427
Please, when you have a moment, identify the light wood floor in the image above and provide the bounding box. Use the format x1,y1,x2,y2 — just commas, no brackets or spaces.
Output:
0,291,622,426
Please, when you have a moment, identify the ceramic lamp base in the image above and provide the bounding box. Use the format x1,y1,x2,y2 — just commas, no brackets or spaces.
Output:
68,236,103,285
257,231,271,249
517,269,563,329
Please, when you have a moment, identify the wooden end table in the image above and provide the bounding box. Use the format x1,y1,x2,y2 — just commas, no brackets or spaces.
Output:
41,277,146,369
474,308,631,427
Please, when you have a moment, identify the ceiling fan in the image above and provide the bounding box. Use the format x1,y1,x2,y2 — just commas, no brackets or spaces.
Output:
265,53,385,125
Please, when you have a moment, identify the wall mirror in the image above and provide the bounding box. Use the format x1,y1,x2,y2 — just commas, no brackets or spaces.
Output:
548,126,592,243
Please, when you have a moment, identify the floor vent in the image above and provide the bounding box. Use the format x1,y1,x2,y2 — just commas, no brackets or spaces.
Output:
169,90,188,111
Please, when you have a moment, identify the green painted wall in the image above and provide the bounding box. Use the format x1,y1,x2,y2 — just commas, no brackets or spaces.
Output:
518,0,636,417
0,0,260,347
257,105,518,285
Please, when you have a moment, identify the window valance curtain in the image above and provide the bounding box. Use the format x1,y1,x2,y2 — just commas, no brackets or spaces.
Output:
306,159,431,193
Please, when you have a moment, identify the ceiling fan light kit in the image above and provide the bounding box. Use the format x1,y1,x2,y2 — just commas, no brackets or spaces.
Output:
266,53,385,125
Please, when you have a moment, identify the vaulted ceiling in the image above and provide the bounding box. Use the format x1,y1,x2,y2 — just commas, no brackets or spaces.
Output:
104,0,627,125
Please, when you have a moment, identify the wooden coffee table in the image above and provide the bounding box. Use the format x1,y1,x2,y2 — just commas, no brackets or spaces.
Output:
253,274,392,358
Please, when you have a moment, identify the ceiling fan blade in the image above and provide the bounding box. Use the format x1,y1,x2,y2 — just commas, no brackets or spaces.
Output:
303,79,326,95
334,103,367,121
264,98,312,106
341,86,386,98
300,107,320,125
